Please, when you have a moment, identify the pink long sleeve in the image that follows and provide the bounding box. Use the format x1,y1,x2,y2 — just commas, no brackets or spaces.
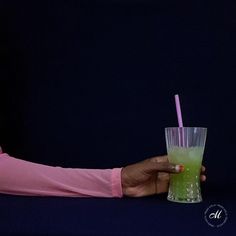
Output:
0,150,123,198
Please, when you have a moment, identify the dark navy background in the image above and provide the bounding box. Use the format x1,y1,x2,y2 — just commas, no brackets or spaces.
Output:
0,1,235,235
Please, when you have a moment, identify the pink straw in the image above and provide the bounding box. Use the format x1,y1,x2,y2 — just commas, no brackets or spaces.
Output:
175,94,183,127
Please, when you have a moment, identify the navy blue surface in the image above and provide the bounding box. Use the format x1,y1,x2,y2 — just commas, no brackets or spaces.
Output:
0,1,236,235
0,189,235,236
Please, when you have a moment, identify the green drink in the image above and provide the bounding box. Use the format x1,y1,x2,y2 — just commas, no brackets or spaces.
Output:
165,127,207,203
167,147,203,203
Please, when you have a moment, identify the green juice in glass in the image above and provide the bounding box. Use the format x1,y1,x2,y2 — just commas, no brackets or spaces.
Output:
167,147,204,203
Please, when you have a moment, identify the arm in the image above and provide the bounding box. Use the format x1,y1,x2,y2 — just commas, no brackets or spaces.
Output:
0,151,123,198
0,147,206,198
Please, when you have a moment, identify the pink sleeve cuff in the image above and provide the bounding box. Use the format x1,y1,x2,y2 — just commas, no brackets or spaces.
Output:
111,168,123,198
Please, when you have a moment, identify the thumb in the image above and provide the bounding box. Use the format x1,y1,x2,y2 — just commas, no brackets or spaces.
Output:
145,161,185,174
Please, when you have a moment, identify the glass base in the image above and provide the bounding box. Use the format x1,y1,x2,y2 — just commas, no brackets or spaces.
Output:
167,176,202,204
167,195,202,203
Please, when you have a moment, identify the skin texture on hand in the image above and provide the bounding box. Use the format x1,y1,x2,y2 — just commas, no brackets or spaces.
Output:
121,155,206,197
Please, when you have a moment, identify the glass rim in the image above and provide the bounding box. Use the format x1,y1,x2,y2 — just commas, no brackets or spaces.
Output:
165,127,207,130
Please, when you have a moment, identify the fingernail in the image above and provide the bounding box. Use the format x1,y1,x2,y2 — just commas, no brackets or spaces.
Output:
176,164,184,172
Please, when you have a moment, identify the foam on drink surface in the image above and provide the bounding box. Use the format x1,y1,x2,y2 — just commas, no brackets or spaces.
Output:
168,146,204,164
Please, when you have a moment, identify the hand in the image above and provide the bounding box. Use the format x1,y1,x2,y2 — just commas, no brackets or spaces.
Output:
121,155,206,197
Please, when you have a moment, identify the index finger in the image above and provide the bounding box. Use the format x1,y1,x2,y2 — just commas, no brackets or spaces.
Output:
149,155,168,163
145,161,184,174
